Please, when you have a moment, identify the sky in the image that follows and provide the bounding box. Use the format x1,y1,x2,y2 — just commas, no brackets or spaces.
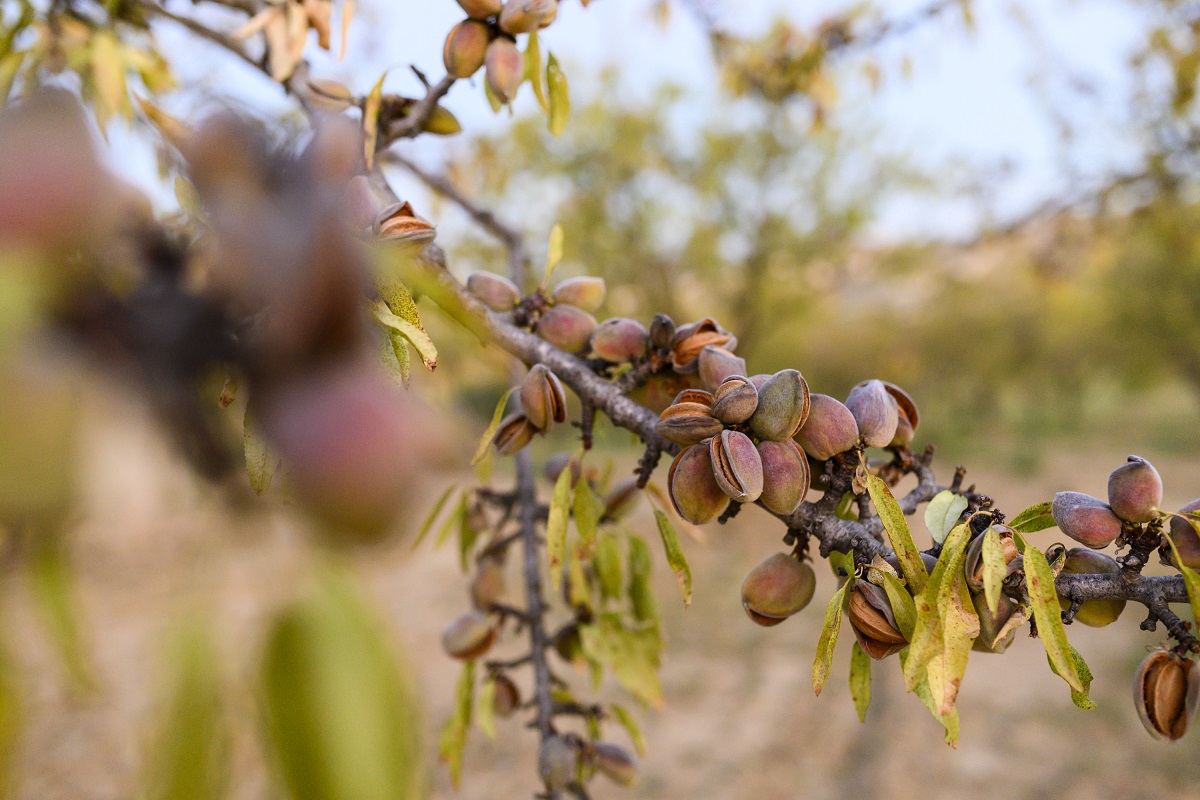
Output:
119,0,1158,242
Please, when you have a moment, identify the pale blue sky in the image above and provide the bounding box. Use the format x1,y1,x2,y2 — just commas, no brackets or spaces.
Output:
119,0,1156,241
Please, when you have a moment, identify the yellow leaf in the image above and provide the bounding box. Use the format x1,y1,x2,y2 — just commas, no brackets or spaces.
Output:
652,508,692,608
362,70,386,169
812,584,846,696
546,52,569,136
547,460,574,591
470,387,516,466
866,472,928,593
1025,544,1084,694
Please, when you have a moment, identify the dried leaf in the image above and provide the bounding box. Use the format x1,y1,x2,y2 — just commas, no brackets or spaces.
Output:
547,460,574,591
866,472,927,594
653,508,692,608
471,387,516,466
1025,543,1084,694
135,95,191,151
338,0,355,59
980,526,1006,614
546,52,569,136
812,584,847,696
362,70,387,170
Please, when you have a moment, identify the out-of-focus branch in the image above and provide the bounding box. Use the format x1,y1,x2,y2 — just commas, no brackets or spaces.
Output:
383,74,456,143
137,0,261,70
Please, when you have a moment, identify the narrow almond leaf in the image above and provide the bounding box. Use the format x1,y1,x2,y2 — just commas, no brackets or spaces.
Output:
471,387,516,466
412,485,456,550
902,648,960,747
828,548,855,579
981,526,1006,614
362,70,386,170
834,490,857,520
483,78,503,113
547,461,574,591
243,401,277,496
523,31,548,112
435,493,468,549
457,504,477,573
652,508,692,608
439,660,475,787
573,476,603,548
627,534,660,628
1162,523,1200,626
877,571,917,640
594,531,623,601
143,619,229,800
608,703,646,756
812,584,847,696
1009,500,1055,533
1024,543,1084,694
1048,643,1097,710
91,31,129,127
567,540,593,611
546,52,569,135
134,95,191,150
475,677,496,739
374,303,438,370
28,532,93,693
849,641,871,723
866,472,927,594
0,51,25,108
902,522,973,697
338,0,355,59
924,490,967,545
543,223,565,286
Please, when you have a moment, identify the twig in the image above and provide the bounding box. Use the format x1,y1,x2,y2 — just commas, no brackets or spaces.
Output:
383,74,457,142
138,0,261,70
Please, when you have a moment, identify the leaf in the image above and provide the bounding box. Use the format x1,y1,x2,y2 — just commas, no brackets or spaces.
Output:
1162,525,1200,627
1009,500,1055,534
143,619,229,800
243,401,277,496
374,303,437,371
1048,644,1097,711
543,223,565,286
594,532,623,602
579,614,663,709
980,526,1006,614
457,503,478,573
901,648,960,747
902,522,978,714
546,52,570,135
260,573,422,800
135,95,191,150
828,548,855,579
90,30,129,128
28,532,93,693
627,535,660,628
362,70,387,170
924,490,967,545
0,51,24,108
524,31,548,112
471,387,516,466
812,584,847,696
483,78,503,113
877,571,917,640
439,660,474,788
1024,544,1084,694
435,493,468,549
608,703,646,756
834,491,857,520
653,508,692,608
546,460,574,591
475,677,496,739
849,642,871,723
573,476,604,548
174,176,204,220
338,0,355,59
411,485,457,550
866,473,928,594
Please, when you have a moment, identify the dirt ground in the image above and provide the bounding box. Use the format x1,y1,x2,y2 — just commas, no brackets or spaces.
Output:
9,400,1200,800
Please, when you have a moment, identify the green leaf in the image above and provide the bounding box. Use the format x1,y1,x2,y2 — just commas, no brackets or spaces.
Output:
579,613,664,708
924,490,967,545
411,485,456,551
866,473,928,594
547,460,574,592
627,535,660,628
143,618,229,800
1162,526,1200,627
594,531,623,602
28,531,93,693
980,527,1006,614
1048,644,1097,711
523,31,548,112
546,52,570,135
901,648,960,748
833,490,857,520
1024,544,1084,694
260,572,422,800
573,476,604,548
243,400,277,496
0,51,23,108
471,387,516,466
849,642,871,723
812,584,847,696
608,703,646,756
475,677,496,739
362,70,387,170
828,548,855,579
439,660,475,788
458,503,478,573
653,509,692,608
374,303,438,371
1009,500,1055,534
